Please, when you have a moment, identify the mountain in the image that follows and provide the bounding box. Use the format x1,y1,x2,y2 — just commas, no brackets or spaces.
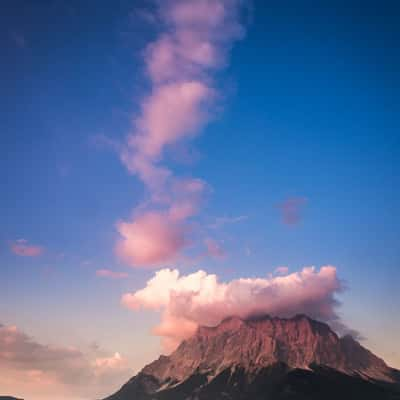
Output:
104,314,400,399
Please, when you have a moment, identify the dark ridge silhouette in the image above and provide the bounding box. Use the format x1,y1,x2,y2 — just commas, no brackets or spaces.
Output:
0,397,24,400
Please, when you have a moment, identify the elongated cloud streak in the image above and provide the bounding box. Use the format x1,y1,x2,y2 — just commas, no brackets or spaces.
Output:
96,269,129,279
9,239,44,257
122,266,343,351
116,0,244,267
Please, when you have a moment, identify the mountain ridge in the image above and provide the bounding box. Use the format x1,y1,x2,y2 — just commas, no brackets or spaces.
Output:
104,314,400,399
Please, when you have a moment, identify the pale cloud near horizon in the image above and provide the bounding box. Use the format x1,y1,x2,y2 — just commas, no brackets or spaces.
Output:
9,239,44,257
115,0,245,268
0,322,131,400
122,265,344,351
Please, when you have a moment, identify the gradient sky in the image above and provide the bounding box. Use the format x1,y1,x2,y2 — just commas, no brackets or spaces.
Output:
1,1,400,399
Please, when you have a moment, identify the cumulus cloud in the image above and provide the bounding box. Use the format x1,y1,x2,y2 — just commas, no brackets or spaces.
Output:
9,239,44,257
115,0,245,268
96,269,129,279
0,323,131,400
279,197,308,225
122,265,344,351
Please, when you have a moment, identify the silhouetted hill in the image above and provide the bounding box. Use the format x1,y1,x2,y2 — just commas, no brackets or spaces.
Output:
0,396,24,400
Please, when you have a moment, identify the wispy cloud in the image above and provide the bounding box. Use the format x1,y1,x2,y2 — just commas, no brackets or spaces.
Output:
278,197,307,225
204,238,226,259
209,215,248,229
9,239,44,257
274,266,289,275
96,269,129,279
122,265,344,351
115,0,245,268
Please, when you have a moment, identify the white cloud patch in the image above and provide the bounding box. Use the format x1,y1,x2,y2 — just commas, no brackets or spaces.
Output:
122,266,344,351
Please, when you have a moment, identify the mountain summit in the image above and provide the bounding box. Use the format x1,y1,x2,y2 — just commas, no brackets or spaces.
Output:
104,315,400,399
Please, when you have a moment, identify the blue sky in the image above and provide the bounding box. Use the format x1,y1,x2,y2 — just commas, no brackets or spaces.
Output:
1,1,399,399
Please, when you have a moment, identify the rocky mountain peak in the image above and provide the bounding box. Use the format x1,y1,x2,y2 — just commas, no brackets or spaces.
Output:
141,314,394,384
105,315,400,400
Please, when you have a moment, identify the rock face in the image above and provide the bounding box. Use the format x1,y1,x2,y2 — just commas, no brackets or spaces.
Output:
104,315,400,400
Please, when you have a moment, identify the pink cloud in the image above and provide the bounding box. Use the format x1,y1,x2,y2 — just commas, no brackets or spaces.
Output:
145,0,243,84
204,238,226,259
9,239,44,257
130,81,213,162
115,0,244,268
279,197,308,225
96,269,129,279
0,322,131,399
116,211,187,267
115,177,209,268
167,178,208,219
166,0,227,28
122,265,343,351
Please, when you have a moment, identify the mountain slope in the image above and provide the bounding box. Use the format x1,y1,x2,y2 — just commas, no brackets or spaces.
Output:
104,315,400,400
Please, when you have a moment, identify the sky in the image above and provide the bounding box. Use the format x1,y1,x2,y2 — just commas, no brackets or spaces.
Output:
1,0,400,399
